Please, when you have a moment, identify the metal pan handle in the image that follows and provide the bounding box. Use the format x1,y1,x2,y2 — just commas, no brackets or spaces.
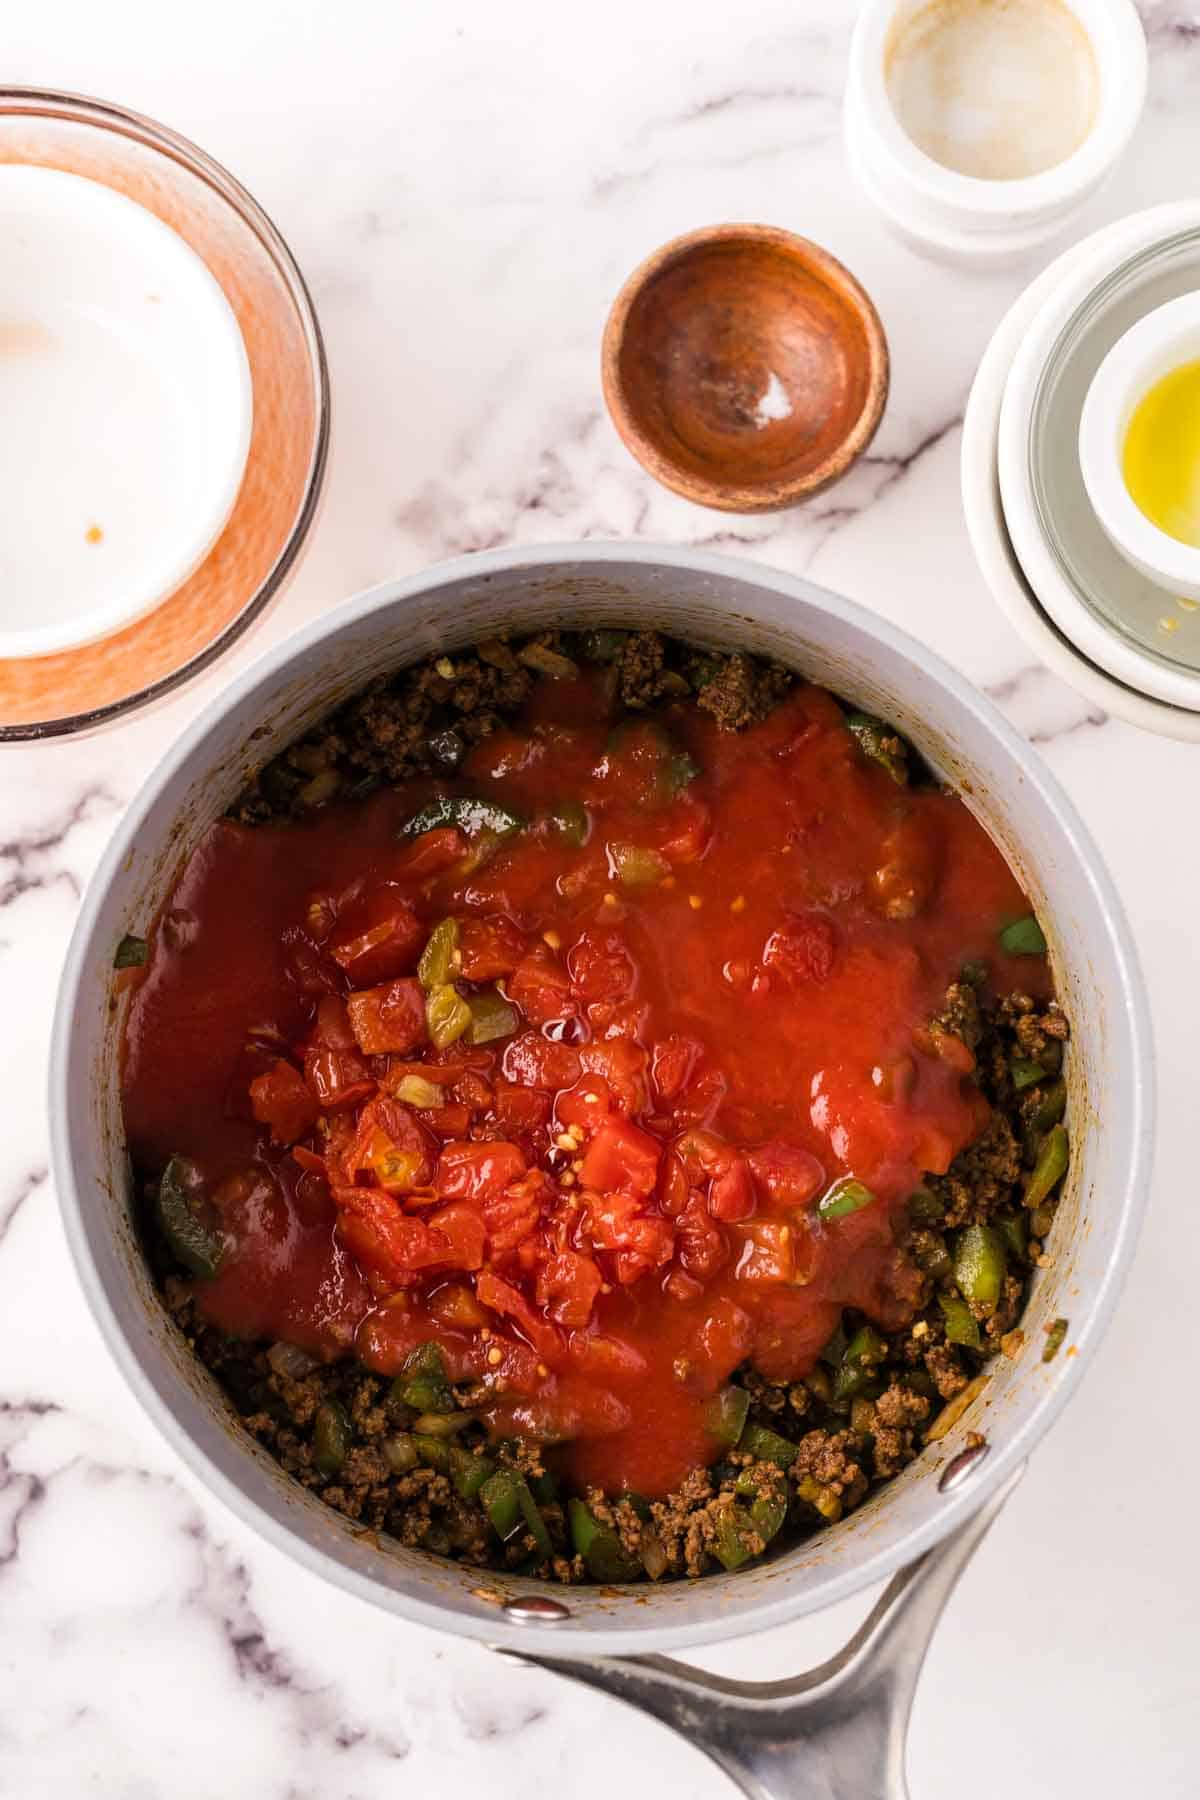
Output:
500,1464,1023,1800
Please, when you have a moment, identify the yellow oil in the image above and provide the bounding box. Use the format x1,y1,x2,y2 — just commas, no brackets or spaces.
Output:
1122,360,1200,549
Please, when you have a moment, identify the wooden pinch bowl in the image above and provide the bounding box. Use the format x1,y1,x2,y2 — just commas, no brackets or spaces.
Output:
602,224,889,513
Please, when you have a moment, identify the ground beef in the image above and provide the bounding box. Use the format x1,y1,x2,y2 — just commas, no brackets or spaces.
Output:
690,648,794,730
232,630,795,826
148,632,1069,1585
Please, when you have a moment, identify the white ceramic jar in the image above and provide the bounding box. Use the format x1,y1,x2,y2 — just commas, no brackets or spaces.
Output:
844,0,1147,269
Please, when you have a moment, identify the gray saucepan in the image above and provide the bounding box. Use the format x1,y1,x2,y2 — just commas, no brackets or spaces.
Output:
50,543,1153,1797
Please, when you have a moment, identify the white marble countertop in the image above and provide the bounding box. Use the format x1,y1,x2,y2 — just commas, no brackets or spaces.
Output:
5,2,1200,1795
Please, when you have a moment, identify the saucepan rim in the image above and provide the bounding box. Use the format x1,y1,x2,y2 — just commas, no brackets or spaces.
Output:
50,540,1154,1656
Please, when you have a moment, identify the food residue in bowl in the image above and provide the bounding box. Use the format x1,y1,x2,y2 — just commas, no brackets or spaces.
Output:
1122,359,1200,549
885,0,1098,180
0,163,252,661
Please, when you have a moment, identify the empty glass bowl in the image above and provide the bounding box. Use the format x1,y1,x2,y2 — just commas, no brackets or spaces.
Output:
0,87,330,740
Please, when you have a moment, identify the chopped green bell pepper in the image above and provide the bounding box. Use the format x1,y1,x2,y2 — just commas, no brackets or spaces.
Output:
739,1422,799,1468
448,1445,495,1500
610,842,671,887
704,1385,751,1448
998,914,1047,956
939,1291,982,1351
392,1343,453,1413
844,712,909,785
312,1400,351,1476
465,987,519,1045
1024,1123,1068,1211
418,918,460,990
568,1497,640,1581
953,1224,1007,1314
156,1155,224,1280
1010,1056,1047,1092
426,982,471,1050
818,1178,877,1221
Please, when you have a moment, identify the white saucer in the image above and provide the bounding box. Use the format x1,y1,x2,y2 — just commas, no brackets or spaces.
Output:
996,200,1200,710
962,208,1200,743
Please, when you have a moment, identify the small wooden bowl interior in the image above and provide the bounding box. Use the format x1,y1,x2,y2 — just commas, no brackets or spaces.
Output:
603,225,889,513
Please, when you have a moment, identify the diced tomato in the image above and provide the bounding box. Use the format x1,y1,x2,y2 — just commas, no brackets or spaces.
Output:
335,1187,483,1282
578,1038,648,1114
651,1035,702,1105
673,1128,733,1183
482,1170,545,1257
467,726,544,781
566,1333,648,1381
872,816,938,921
458,915,527,981
670,1066,728,1130
690,1298,754,1384
912,1125,957,1176
428,1281,489,1330
554,1075,612,1136
732,1218,795,1285
584,1189,674,1283
346,978,426,1055
675,1193,727,1279
426,1042,496,1078
424,1201,486,1271
330,895,424,985
580,1117,661,1198
437,1139,527,1202
708,1157,755,1222
314,995,358,1050
762,913,837,985
249,1059,318,1145
567,927,636,1005
394,827,468,880
420,1103,473,1137
750,1290,845,1386
453,1070,493,1112
303,1047,376,1111
657,1150,691,1218
502,1030,582,1091
507,948,576,1025
382,1059,448,1092
536,1249,603,1328
664,1269,703,1303
282,925,339,998
747,1141,825,1208
657,795,710,864
476,1268,562,1361
349,1097,436,1192
492,1079,553,1136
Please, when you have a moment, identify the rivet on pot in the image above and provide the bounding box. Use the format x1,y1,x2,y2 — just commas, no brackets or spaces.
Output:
502,1595,571,1623
938,1441,990,1493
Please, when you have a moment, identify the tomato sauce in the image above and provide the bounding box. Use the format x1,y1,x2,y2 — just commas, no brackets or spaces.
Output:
122,677,1047,1498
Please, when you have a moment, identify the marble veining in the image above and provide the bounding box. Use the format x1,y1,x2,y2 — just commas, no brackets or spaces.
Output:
2,2,1198,1795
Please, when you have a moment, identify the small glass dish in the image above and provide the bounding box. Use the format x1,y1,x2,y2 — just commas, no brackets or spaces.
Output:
0,87,330,741
1009,219,1200,707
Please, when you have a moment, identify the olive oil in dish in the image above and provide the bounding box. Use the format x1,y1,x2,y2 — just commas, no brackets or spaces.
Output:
0,164,252,660
885,0,1099,180
1122,360,1200,550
